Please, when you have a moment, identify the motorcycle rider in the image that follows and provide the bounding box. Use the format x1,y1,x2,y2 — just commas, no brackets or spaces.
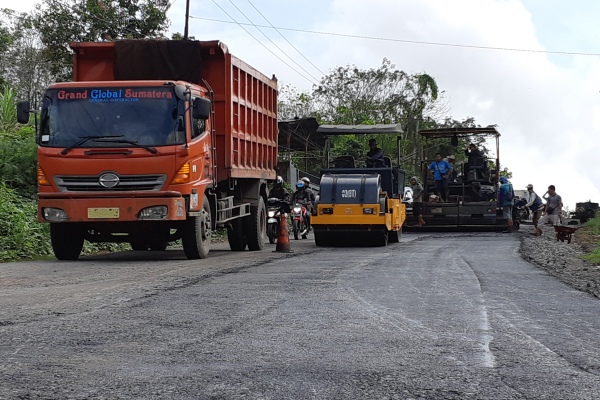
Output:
268,176,289,201
300,177,316,207
291,179,314,231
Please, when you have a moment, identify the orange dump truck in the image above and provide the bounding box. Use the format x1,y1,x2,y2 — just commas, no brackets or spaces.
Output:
17,40,278,260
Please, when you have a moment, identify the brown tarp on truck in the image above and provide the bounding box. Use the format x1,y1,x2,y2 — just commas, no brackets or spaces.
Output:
113,40,202,83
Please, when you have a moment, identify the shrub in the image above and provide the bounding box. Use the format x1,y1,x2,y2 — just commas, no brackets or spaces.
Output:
0,183,52,261
0,125,38,198
580,216,600,264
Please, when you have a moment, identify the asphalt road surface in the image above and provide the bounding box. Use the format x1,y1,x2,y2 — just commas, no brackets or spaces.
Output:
1,232,599,399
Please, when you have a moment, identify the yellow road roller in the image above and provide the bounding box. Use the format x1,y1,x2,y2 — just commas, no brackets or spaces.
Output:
311,124,406,246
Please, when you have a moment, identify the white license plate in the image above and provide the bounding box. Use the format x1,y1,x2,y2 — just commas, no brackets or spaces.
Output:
88,208,120,219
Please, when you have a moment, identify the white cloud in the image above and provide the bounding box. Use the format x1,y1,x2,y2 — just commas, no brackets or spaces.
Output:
6,0,600,208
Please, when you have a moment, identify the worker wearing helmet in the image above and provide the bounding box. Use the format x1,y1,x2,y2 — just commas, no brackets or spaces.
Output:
291,179,315,230
269,176,289,201
300,177,316,207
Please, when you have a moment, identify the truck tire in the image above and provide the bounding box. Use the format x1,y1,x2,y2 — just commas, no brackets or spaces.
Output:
228,218,247,251
149,242,168,251
50,223,84,261
244,197,266,251
182,196,211,259
130,240,149,251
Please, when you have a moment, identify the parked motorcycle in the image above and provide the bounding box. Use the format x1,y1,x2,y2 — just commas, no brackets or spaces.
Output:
291,202,310,240
512,198,528,231
266,198,289,244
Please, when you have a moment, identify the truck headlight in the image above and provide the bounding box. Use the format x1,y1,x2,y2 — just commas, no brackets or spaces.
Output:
138,206,168,220
42,208,69,221
363,208,375,214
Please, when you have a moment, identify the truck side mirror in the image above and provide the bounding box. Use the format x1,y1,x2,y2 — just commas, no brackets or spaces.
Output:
16,101,31,124
192,97,211,120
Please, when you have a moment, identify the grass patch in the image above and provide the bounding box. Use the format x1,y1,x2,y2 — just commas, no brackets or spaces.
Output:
579,216,600,264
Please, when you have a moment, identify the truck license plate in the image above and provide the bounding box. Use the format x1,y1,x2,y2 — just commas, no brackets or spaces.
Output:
88,208,119,219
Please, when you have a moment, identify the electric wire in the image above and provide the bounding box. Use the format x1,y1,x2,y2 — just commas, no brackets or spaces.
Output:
211,0,318,85
245,0,326,76
190,16,600,57
226,0,321,82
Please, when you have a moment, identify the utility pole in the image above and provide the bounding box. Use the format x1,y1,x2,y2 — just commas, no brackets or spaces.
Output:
183,0,190,40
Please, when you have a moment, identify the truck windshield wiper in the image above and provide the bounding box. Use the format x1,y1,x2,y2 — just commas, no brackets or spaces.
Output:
60,135,123,155
93,138,158,154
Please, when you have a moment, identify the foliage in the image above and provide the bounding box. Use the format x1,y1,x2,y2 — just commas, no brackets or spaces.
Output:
0,183,52,261
580,216,600,263
0,85,17,131
313,58,441,126
278,84,315,121
33,0,171,80
0,9,55,104
0,124,38,199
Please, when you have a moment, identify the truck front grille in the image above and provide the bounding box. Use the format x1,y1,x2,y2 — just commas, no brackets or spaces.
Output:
54,173,168,192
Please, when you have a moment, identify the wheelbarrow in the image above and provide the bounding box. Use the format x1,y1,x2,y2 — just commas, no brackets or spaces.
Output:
554,225,578,243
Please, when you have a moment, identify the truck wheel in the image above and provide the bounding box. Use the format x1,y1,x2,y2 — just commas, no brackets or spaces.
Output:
228,217,247,251
244,197,266,251
182,196,211,259
149,242,168,251
50,223,84,261
130,240,149,251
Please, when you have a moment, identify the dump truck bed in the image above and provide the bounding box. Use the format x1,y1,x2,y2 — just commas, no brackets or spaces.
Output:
70,40,278,182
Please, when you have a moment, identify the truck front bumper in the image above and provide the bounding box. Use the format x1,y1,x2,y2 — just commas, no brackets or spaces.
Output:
38,191,187,222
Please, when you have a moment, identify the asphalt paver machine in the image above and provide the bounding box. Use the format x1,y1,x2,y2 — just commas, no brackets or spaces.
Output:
405,127,505,228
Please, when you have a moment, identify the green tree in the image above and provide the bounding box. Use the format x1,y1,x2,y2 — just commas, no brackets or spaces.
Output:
309,59,444,174
0,9,55,104
33,0,171,80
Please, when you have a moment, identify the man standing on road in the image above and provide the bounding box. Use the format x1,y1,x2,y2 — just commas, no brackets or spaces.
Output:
409,176,426,227
498,176,514,233
524,184,544,228
428,153,452,202
534,185,563,236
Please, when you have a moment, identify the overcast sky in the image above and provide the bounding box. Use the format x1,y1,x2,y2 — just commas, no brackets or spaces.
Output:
6,0,600,209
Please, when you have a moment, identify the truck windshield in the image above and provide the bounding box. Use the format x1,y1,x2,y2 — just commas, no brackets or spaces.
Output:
39,87,186,148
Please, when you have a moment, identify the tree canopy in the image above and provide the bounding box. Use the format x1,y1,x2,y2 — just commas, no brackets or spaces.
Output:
33,0,171,80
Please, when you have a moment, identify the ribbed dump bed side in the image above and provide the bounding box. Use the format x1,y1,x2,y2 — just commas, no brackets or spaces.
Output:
69,40,278,182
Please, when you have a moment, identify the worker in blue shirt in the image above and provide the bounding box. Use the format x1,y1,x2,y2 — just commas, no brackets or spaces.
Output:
497,176,514,233
428,153,452,202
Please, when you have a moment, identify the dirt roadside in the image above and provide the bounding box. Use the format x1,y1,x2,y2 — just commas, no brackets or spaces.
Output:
518,224,600,299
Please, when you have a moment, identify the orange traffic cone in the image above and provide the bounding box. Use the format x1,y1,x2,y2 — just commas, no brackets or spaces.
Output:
274,213,293,253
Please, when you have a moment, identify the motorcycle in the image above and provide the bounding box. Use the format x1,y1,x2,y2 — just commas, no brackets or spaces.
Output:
512,198,529,231
291,202,310,240
266,198,289,244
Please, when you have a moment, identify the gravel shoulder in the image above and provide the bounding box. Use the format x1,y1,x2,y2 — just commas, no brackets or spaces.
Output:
518,223,600,298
